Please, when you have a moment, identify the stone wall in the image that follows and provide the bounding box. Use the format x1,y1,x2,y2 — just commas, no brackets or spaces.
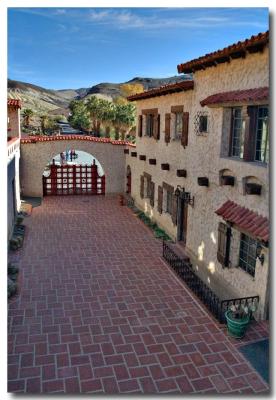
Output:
125,47,269,319
20,140,126,197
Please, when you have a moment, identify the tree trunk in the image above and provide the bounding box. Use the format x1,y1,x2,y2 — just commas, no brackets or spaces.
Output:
105,126,110,138
92,121,97,136
114,127,120,140
96,121,101,137
120,130,126,140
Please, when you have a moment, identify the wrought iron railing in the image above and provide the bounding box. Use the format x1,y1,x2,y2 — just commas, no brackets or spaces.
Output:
162,241,259,323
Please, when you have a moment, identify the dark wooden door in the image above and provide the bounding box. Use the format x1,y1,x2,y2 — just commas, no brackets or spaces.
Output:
177,197,188,245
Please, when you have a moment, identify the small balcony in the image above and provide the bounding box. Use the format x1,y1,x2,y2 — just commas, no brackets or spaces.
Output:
7,136,20,162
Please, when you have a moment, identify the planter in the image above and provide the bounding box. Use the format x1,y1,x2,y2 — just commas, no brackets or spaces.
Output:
149,158,156,165
131,152,137,157
245,183,262,195
198,177,209,187
139,155,146,161
161,163,170,171
119,194,125,206
221,175,235,186
177,169,187,178
225,310,250,338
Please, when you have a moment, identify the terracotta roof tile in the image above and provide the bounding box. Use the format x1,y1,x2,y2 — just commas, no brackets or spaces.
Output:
20,135,133,146
127,80,194,101
200,87,269,107
177,31,269,74
215,200,269,243
7,98,22,108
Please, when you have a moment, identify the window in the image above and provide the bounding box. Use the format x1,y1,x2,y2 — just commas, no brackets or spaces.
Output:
146,176,151,198
199,115,208,133
174,112,183,139
231,107,244,158
239,233,258,277
166,190,173,214
146,114,154,137
255,106,269,163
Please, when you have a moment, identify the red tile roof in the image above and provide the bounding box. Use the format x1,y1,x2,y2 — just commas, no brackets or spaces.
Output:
20,135,135,146
200,87,269,107
7,98,22,108
127,80,194,101
177,31,269,74
215,200,269,243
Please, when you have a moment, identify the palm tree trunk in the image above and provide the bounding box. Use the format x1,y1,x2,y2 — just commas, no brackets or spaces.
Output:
96,121,101,137
105,126,110,138
114,127,120,140
120,130,126,140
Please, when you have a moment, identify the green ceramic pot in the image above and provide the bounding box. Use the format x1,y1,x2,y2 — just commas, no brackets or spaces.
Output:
225,310,250,339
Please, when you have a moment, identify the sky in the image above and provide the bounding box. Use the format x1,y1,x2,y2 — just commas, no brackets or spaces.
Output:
8,7,269,90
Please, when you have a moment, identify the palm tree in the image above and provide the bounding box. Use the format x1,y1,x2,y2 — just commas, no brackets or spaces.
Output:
112,103,136,140
85,96,103,136
22,108,34,127
100,100,115,138
40,115,48,134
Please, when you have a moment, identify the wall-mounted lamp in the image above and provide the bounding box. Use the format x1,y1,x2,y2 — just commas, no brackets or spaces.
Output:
256,244,265,266
174,185,194,207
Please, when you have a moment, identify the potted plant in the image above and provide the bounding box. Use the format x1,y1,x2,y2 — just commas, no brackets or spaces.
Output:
225,302,257,338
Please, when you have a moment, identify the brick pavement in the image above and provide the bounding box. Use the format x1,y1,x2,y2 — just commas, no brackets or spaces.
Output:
8,196,269,394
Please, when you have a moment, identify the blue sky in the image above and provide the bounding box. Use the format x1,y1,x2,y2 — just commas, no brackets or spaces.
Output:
8,7,269,90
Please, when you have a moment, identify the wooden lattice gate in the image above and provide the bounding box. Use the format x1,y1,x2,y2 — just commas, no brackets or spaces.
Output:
43,160,105,196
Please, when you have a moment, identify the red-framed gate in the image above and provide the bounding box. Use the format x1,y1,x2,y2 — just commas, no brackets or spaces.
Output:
43,160,105,196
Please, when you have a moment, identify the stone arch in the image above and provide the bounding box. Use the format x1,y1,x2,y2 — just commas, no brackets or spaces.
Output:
20,138,126,197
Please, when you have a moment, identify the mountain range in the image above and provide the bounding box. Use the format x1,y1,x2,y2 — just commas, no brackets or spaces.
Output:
8,75,191,116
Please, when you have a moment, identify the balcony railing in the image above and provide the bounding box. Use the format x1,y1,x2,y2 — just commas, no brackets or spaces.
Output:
7,137,20,161
162,241,259,323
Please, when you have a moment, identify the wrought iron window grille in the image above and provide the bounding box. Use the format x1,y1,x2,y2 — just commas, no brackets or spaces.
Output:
194,111,209,135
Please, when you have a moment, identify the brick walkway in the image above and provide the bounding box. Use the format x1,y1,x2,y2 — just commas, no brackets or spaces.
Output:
8,196,269,394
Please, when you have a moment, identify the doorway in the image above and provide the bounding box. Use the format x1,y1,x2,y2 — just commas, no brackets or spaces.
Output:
177,193,188,245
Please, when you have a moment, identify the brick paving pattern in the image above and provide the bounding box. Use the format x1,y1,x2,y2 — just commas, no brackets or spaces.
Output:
8,196,269,394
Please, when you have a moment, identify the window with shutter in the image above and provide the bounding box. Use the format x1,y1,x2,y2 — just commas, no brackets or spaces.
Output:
158,186,163,214
138,115,143,137
181,112,189,147
217,222,231,267
165,113,171,143
171,194,178,225
140,175,144,199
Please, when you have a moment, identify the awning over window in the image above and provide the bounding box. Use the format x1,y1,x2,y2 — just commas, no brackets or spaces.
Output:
200,87,268,107
215,200,269,243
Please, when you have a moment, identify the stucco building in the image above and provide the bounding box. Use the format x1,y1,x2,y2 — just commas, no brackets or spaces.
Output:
7,99,22,238
126,32,269,319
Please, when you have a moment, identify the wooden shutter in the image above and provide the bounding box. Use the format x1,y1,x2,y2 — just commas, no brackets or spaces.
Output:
217,222,231,267
153,114,159,140
165,113,171,143
158,186,163,214
243,106,258,161
138,115,143,137
150,181,155,207
171,194,178,225
157,114,160,140
140,175,144,199
181,112,189,147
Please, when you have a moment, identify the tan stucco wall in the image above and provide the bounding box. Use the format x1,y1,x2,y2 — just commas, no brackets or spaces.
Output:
8,107,21,139
20,140,126,197
126,48,269,318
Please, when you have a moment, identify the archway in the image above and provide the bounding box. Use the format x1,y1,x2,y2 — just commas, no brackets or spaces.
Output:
126,165,131,194
43,150,105,196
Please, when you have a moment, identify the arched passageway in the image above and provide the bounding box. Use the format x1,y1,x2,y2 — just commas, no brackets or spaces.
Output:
43,150,105,196
20,136,127,197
